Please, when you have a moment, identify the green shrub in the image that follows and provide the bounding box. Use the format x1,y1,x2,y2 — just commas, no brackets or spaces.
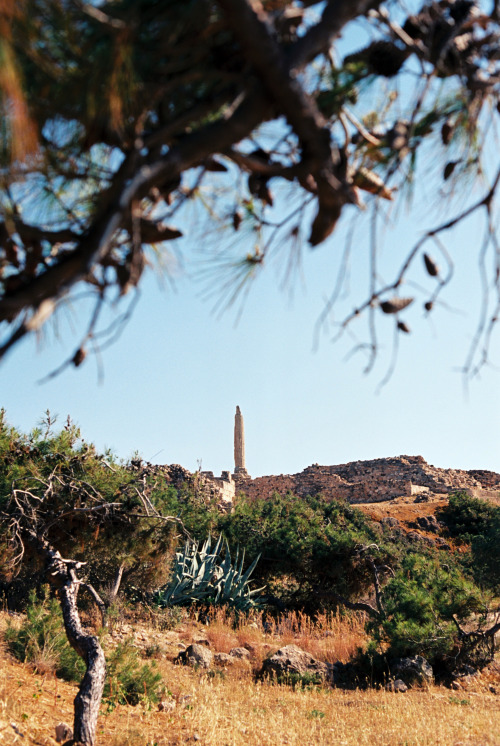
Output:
218,491,389,612
6,588,163,706
439,492,499,540
471,514,500,592
104,641,163,706
371,553,484,664
5,588,84,680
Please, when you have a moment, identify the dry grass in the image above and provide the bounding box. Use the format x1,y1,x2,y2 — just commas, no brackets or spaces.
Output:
262,610,368,664
0,611,499,746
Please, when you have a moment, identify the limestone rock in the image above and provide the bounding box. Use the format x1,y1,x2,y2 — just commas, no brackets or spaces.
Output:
260,644,331,682
214,652,233,665
158,698,176,712
176,643,213,669
381,516,400,528
415,515,441,532
390,655,433,687
229,646,251,659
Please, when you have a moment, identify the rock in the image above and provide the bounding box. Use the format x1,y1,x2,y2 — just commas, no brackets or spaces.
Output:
158,698,176,712
55,722,73,743
176,643,213,669
390,655,434,687
434,536,451,550
229,646,251,659
260,644,331,682
381,516,400,527
385,679,408,692
452,664,477,681
451,680,462,690
214,652,233,665
193,637,210,647
416,515,440,532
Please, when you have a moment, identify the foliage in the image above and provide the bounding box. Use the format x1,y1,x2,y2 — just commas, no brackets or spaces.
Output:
438,492,500,540
218,491,390,610
0,2,500,372
0,410,213,608
154,535,263,612
6,588,85,680
471,513,500,593
370,553,486,664
6,587,163,706
104,642,163,707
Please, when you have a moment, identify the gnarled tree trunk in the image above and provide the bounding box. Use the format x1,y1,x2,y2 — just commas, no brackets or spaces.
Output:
30,536,106,746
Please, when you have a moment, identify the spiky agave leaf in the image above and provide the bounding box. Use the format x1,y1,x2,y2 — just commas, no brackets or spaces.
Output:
154,535,264,611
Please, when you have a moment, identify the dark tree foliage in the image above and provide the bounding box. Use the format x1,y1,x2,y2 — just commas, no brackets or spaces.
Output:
438,491,500,592
471,514,500,592
0,1,499,373
218,491,389,611
438,490,500,539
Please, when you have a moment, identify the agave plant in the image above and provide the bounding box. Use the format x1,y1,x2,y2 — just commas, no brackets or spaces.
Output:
154,535,264,612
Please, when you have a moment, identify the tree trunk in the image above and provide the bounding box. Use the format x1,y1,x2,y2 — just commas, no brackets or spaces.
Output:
107,562,125,607
28,536,106,746
59,578,106,745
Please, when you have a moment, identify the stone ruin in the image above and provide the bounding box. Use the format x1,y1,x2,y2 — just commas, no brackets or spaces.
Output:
138,408,500,508
232,455,500,504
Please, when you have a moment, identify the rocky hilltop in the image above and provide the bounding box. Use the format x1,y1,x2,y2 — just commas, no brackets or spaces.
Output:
233,455,500,504
134,455,500,506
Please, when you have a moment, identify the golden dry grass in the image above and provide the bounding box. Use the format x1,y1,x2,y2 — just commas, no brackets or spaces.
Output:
0,611,499,746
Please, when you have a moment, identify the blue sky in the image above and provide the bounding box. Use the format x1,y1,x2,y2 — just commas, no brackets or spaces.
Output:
1,7,499,479
1,184,499,478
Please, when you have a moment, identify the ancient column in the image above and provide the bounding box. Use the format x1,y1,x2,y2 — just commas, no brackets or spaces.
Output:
234,406,249,477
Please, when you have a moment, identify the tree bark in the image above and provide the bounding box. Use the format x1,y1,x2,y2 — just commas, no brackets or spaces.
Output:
29,536,106,746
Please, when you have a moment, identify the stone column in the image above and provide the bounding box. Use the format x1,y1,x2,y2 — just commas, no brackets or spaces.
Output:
234,406,249,477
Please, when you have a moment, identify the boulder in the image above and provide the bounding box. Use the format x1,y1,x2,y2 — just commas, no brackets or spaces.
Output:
214,652,233,665
229,646,251,659
175,643,213,669
385,679,408,692
390,655,433,687
381,516,400,528
260,644,331,682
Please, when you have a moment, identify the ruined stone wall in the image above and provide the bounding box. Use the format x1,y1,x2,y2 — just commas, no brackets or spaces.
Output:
234,455,486,504
145,455,497,508
467,469,500,489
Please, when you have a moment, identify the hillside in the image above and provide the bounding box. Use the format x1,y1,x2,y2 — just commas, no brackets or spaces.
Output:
230,455,500,504
1,610,499,746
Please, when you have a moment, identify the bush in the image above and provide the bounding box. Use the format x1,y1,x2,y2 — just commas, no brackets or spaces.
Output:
104,642,163,707
371,553,484,665
439,492,499,540
218,491,390,612
6,588,163,706
471,513,500,593
6,588,84,680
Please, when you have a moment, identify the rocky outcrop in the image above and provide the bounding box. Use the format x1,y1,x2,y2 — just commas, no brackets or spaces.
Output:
175,643,213,669
235,455,494,504
136,455,499,507
390,656,434,687
260,644,332,682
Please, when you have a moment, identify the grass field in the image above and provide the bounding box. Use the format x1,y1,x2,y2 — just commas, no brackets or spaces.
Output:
0,610,498,746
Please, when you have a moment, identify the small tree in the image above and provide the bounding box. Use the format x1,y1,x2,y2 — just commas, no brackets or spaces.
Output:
1,412,182,745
